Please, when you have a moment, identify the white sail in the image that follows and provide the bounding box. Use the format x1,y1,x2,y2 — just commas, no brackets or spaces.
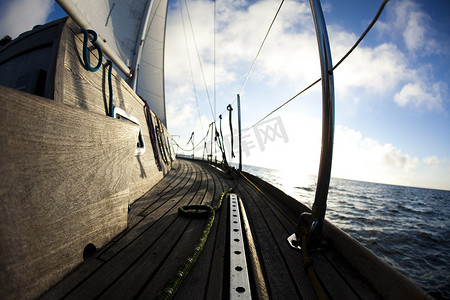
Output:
56,0,168,126
135,0,169,127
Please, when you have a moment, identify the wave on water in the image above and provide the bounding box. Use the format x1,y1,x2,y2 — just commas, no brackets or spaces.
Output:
294,186,315,192
242,165,450,299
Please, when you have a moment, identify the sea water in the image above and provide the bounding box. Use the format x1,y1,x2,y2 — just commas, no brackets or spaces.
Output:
242,165,450,299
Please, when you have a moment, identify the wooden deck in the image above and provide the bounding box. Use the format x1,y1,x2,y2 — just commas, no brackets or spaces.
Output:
40,158,382,299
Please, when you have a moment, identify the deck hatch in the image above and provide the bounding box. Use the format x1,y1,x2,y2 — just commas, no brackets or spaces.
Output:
229,193,252,299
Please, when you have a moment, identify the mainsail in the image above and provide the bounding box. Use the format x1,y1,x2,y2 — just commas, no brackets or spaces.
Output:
56,0,169,126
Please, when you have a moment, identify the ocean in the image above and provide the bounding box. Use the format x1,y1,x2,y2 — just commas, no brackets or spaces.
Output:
242,165,450,299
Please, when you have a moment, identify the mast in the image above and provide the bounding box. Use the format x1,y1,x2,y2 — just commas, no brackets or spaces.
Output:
130,0,155,91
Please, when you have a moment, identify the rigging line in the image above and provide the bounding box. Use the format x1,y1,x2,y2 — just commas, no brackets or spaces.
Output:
245,78,321,133
213,0,285,124
183,0,215,121
214,0,217,123
332,0,389,72
179,0,204,134
172,123,213,152
239,0,285,96
244,0,389,132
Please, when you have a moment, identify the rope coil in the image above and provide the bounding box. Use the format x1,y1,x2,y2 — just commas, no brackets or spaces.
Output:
105,60,113,117
80,29,115,118
156,166,238,300
81,29,103,72
227,104,235,158
144,103,163,171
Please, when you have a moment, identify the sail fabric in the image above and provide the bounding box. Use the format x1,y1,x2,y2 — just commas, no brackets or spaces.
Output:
57,0,169,126
136,0,169,127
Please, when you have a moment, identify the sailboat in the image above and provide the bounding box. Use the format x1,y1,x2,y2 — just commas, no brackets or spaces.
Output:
0,0,432,299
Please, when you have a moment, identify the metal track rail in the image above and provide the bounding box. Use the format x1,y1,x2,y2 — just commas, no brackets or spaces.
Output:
229,194,252,299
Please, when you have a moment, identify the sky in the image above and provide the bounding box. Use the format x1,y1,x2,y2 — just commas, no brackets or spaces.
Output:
1,0,449,190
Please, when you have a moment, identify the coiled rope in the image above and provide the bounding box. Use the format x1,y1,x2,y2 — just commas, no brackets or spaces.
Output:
156,165,238,300
81,29,115,118
227,104,235,158
81,29,103,72
156,117,169,165
144,103,163,171
105,59,114,117
218,115,227,165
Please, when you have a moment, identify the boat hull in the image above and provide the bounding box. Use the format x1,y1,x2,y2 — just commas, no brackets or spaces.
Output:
0,17,174,300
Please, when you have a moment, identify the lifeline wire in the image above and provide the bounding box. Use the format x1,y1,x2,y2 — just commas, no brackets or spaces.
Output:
171,123,212,152
244,0,389,132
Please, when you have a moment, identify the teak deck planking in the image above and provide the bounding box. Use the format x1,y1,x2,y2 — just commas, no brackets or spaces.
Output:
41,158,382,299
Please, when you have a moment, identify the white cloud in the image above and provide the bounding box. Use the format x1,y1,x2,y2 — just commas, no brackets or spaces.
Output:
403,9,427,53
377,0,442,56
230,114,322,174
381,143,419,172
165,0,316,92
164,0,449,190
165,82,211,135
333,126,419,183
0,0,54,38
365,0,450,112
332,41,410,95
166,0,448,115
394,82,445,112
423,156,439,167
332,126,450,190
